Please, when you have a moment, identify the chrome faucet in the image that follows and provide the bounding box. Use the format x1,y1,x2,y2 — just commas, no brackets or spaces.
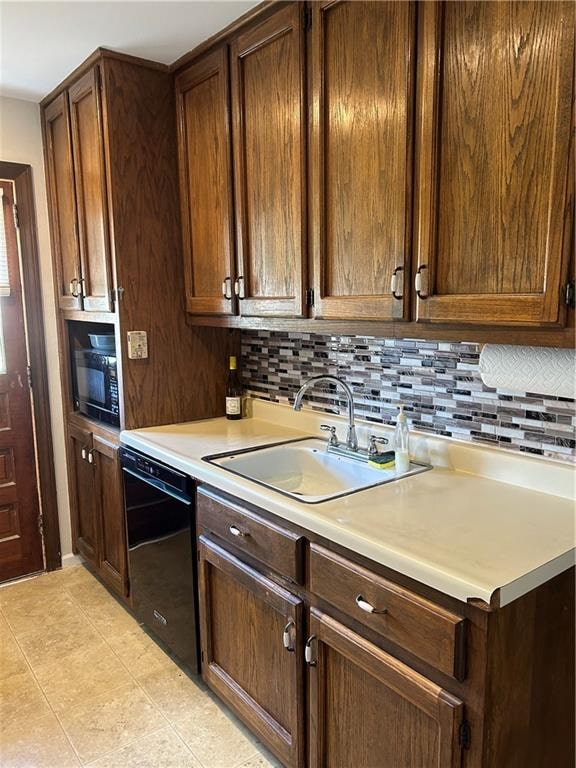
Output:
293,375,358,451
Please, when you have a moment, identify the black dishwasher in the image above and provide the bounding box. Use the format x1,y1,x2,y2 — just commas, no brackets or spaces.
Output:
120,446,199,673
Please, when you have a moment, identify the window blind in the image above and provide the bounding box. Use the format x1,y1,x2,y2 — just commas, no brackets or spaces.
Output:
0,189,10,297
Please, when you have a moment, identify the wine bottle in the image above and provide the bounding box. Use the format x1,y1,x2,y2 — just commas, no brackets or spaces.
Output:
226,356,242,420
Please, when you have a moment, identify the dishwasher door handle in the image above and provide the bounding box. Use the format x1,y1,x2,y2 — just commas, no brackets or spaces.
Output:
121,466,192,505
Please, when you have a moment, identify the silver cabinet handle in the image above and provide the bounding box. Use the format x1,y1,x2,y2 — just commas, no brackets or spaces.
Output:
355,594,387,615
390,266,404,300
78,277,86,298
283,620,295,652
222,277,232,299
234,276,245,299
87,449,94,465
229,525,248,538
69,277,79,297
415,264,428,299
81,446,88,461
304,634,317,666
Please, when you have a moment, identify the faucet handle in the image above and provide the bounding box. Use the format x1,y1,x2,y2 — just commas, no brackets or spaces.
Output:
320,424,340,447
369,435,389,455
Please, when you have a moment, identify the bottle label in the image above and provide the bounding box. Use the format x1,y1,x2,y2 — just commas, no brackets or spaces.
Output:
226,397,241,416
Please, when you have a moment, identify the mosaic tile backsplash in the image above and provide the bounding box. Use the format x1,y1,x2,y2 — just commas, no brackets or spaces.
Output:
241,331,576,463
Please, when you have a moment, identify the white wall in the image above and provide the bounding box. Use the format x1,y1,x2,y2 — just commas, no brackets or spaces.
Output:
0,95,72,560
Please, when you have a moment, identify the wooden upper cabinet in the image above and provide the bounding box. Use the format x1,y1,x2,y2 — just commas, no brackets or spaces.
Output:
176,47,236,316
43,93,82,310
310,1,416,321
68,67,114,313
308,609,464,768
231,4,307,317
414,1,575,327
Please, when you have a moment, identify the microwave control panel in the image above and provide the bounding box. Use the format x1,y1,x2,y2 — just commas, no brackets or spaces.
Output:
127,331,148,360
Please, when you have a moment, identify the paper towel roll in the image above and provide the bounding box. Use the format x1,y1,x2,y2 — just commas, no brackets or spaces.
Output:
479,345,576,399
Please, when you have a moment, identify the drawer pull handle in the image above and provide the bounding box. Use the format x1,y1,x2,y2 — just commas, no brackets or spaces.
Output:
229,525,248,538
305,634,317,666
355,594,387,615
415,264,429,299
283,620,295,652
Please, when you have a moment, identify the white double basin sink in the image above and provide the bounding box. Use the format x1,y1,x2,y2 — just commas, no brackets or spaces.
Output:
204,437,430,504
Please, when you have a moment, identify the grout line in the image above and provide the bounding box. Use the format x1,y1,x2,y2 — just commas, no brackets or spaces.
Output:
170,723,205,765
6,590,85,766
80,724,171,766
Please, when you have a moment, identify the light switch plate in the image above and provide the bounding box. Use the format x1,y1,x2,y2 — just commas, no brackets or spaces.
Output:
127,331,148,360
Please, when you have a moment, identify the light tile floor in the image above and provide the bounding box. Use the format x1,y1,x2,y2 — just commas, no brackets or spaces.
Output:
0,565,281,768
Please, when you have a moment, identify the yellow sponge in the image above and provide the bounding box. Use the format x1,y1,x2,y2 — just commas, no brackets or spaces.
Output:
367,452,395,470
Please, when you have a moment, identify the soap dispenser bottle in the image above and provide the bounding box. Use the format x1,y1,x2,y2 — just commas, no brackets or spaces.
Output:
394,405,410,474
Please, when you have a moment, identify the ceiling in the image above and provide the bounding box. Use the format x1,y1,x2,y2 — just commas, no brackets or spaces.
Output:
0,0,260,102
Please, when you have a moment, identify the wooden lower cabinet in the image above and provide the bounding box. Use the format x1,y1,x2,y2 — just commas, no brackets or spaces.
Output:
196,488,574,768
67,420,128,598
68,423,98,565
92,434,128,596
307,608,463,768
198,536,305,768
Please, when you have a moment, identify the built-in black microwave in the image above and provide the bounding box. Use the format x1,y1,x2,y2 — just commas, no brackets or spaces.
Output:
71,349,120,427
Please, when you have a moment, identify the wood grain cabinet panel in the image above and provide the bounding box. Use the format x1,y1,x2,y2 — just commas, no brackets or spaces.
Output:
231,4,307,318
414,0,575,327
199,536,305,768
310,0,416,321
309,544,466,679
43,92,82,311
67,424,97,566
176,46,236,316
68,67,113,312
308,608,464,768
197,488,304,583
67,422,127,598
93,434,127,597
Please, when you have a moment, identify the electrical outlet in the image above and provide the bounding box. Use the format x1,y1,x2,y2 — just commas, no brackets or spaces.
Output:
127,331,148,360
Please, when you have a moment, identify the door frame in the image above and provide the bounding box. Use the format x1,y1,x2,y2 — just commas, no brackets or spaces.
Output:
0,161,61,571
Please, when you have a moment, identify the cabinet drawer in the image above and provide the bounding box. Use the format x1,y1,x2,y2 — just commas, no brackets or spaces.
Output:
309,544,466,679
197,489,304,583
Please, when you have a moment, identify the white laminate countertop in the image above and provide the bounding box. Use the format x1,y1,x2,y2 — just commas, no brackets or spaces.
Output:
121,401,576,608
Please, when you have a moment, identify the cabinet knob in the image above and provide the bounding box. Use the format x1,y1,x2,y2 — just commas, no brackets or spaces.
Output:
283,620,295,652
229,525,248,538
304,634,317,666
414,264,429,299
355,594,387,615
69,278,79,297
390,266,404,300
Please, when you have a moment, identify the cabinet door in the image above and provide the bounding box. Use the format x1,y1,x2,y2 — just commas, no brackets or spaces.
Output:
69,67,114,313
92,435,128,598
176,47,236,316
310,1,416,321
414,1,575,327
231,4,307,318
198,536,305,768
43,93,82,311
67,424,97,565
308,609,464,768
